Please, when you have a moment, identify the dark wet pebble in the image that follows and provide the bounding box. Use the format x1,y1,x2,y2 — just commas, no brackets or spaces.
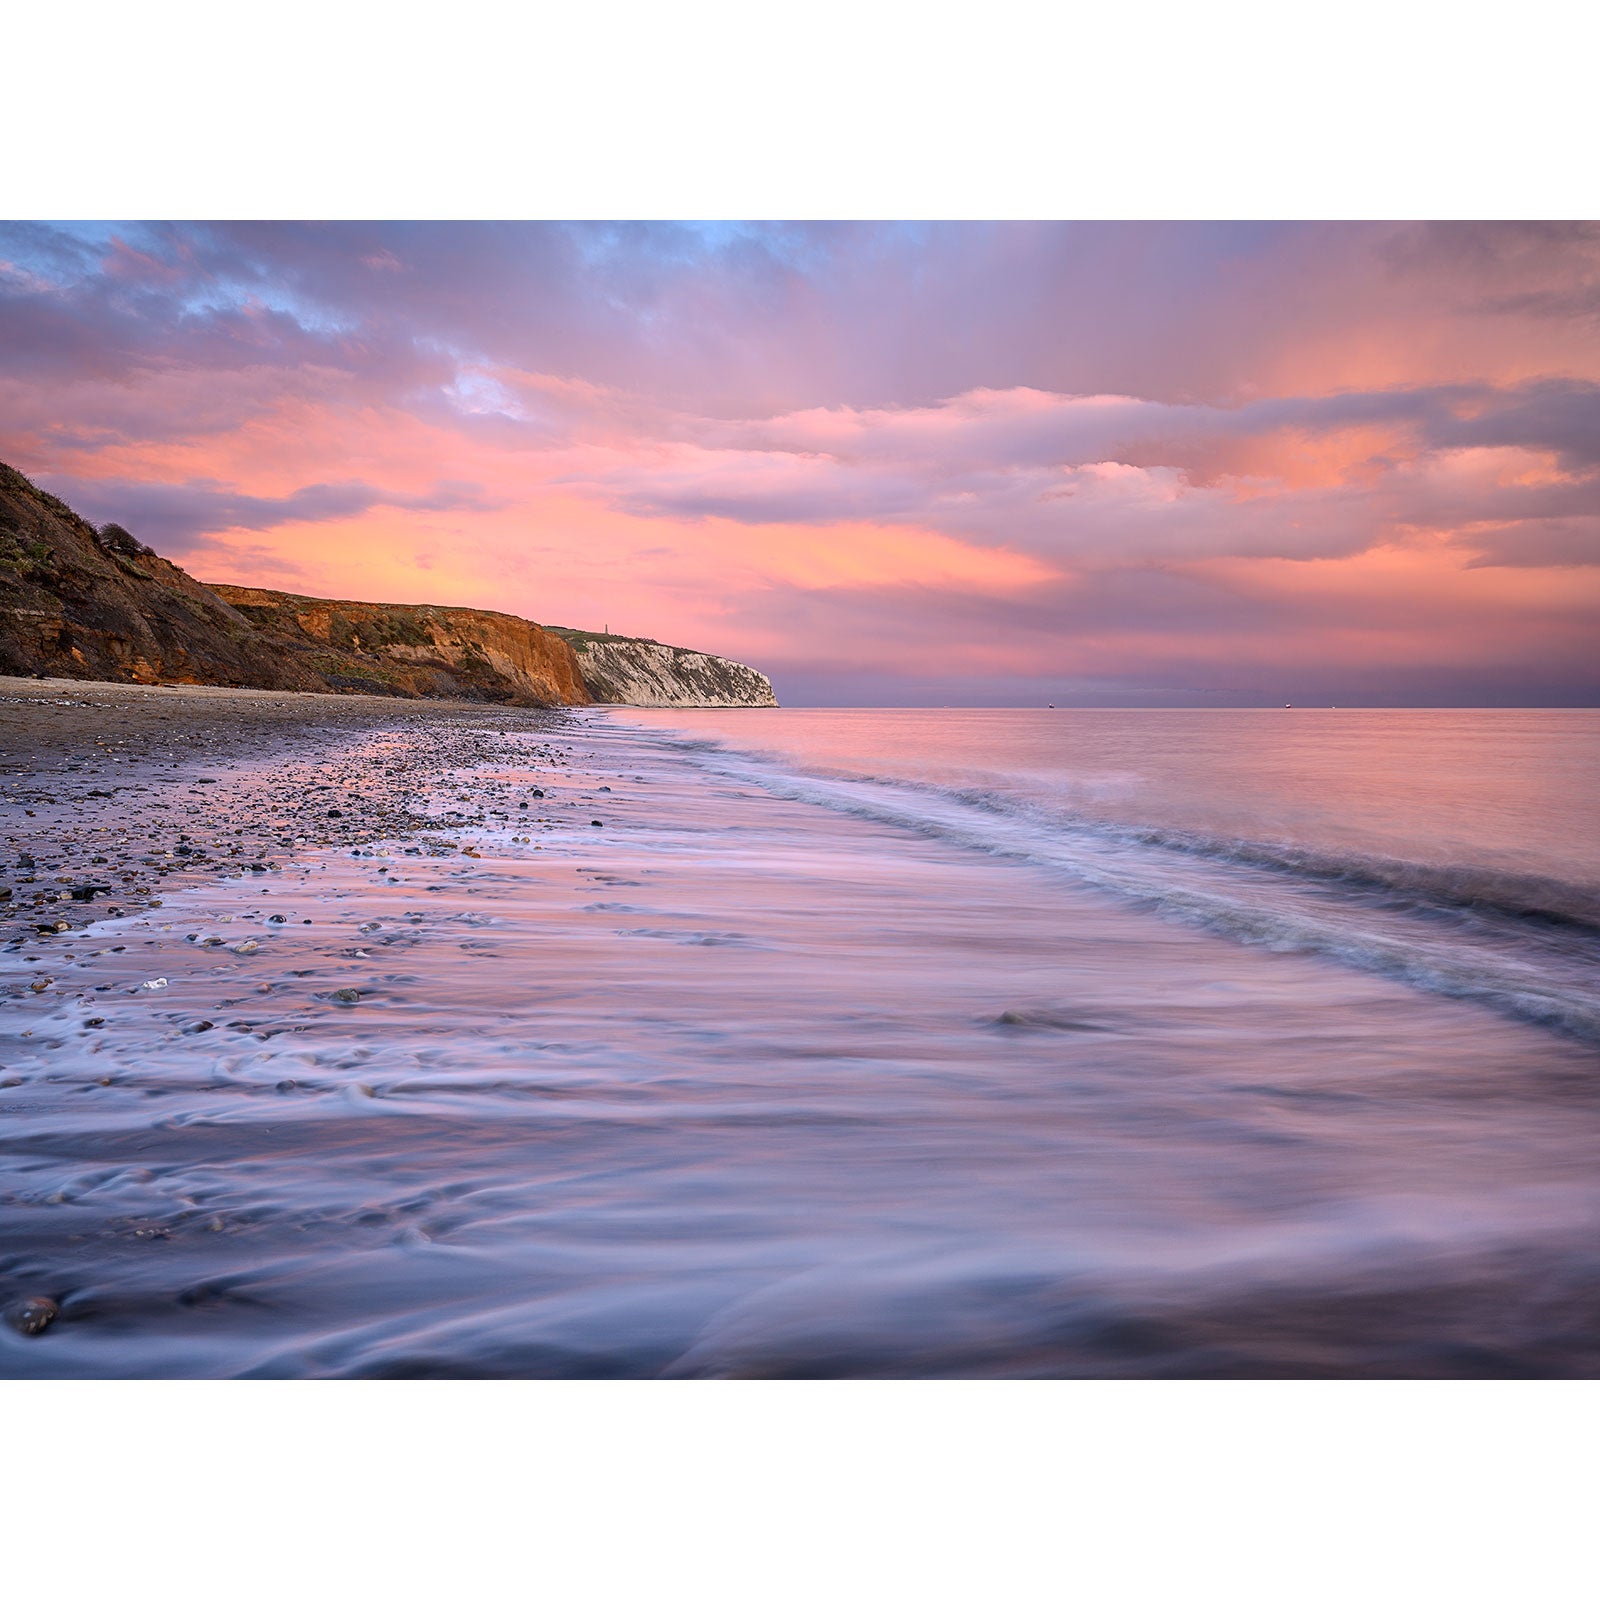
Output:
6,1296,59,1337
994,1008,1111,1032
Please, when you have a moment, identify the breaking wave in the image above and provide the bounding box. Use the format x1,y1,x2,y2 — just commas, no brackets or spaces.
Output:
641,727,1600,1045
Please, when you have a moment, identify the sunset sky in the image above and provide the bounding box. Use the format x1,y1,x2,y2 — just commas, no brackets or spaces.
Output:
2,220,1597,705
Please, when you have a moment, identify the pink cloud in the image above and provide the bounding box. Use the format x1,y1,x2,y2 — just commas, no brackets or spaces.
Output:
3,221,1598,703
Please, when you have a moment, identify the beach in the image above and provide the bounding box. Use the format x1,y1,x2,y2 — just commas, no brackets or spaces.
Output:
0,677,579,944
3,687,1598,1376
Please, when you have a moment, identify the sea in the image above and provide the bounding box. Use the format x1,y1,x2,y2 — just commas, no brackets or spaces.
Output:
3,707,1597,1376
626,708,1600,1045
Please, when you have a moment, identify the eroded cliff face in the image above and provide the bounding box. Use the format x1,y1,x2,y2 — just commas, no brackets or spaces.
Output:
209,586,590,708
551,629,779,707
0,462,322,691
0,460,776,710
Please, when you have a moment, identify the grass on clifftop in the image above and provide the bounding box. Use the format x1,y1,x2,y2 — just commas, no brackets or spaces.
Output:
546,626,672,651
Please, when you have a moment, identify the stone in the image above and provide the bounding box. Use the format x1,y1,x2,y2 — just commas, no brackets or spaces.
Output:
6,1296,58,1337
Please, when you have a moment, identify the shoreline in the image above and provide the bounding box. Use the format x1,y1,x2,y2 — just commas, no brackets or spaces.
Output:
4,701,1598,1376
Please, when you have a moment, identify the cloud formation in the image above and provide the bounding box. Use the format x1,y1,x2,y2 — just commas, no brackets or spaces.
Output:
2,221,1597,703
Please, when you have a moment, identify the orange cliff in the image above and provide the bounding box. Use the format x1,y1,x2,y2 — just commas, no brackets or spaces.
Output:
208,586,591,708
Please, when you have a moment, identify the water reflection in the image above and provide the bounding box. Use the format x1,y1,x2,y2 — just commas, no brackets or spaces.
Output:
3,717,1598,1377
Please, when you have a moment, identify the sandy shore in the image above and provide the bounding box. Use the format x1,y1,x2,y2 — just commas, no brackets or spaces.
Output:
0,676,581,946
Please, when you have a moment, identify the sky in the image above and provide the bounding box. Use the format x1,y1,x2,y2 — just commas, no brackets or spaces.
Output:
2,220,1598,706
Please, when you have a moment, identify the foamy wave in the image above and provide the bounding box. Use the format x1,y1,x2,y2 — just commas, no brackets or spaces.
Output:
637,726,1600,1045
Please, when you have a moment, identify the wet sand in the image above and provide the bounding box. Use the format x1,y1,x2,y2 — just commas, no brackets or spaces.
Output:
4,691,1598,1377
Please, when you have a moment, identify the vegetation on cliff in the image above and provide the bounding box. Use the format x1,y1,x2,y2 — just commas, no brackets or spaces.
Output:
211,586,589,707
0,461,321,692
0,461,775,707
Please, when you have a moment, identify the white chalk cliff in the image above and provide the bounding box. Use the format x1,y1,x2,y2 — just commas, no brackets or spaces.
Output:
552,631,778,707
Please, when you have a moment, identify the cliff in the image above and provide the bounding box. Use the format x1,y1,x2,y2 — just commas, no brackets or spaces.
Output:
550,628,779,707
0,461,322,691
0,461,776,709
209,586,589,708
